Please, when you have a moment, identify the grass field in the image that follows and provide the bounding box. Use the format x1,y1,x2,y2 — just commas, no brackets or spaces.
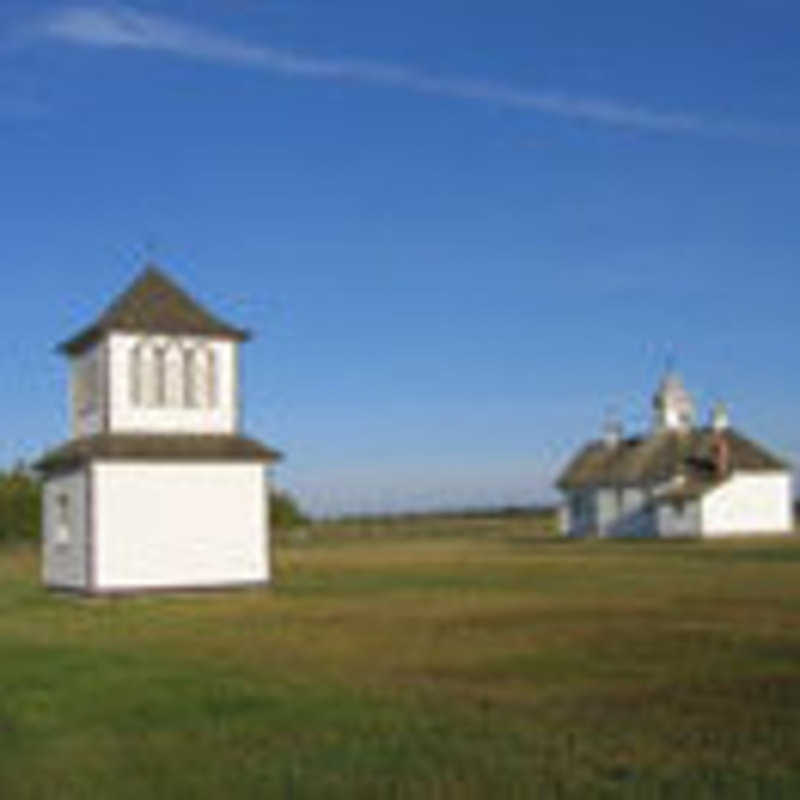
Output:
1,520,799,798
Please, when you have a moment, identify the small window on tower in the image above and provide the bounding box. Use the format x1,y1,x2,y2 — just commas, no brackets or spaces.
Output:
75,355,100,415
55,494,70,545
206,349,218,408
183,348,196,407
130,345,142,406
153,346,167,407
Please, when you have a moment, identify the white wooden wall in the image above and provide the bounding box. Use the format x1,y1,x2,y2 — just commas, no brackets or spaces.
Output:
42,469,88,589
656,500,702,538
701,472,793,536
93,462,269,590
70,344,106,438
562,489,596,537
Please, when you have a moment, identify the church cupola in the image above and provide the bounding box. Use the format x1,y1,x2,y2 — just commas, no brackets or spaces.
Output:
58,265,251,438
711,402,730,432
602,413,623,449
652,371,695,433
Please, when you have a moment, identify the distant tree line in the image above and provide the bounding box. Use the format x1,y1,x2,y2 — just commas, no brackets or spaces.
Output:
326,504,558,525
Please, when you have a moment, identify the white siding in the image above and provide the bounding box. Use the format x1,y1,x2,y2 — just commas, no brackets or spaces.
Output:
563,486,670,538
93,462,268,590
70,343,106,438
563,488,656,538
610,488,656,538
563,489,597,537
701,471,793,536
42,469,88,589
107,333,237,434
558,503,570,536
656,500,702,538
595,489,618,537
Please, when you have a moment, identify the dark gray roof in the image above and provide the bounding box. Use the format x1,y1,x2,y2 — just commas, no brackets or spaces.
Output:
557,427,788,491
59,265,250,355
34,433,282,474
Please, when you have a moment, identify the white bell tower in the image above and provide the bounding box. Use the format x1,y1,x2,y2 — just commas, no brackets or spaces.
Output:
36,265,281,595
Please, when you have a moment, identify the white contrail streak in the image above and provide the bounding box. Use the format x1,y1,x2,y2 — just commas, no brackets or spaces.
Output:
35,5,795,142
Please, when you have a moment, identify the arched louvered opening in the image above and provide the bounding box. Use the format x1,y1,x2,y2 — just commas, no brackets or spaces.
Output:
185,343,218,409
129,344,143,406
183,348,197,407
153,345,167,407
74,353,100,416
164,341,183,407
206,348,218,408
129,338,220,409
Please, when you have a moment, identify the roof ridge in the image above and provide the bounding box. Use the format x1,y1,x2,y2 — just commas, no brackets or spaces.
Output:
557,423,788,489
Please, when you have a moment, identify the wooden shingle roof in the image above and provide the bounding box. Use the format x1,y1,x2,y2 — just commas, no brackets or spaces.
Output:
58,265,250,355
557,428,788,491
34,433,282,474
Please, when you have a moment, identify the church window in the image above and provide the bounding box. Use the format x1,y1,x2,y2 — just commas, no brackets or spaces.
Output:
75,354,100,415
153,346,167,407
128,339,220,409
183,348,197,407
206,349,218,408
87,358,99,412
130,345,142,406
55,494,70,545
164,343,183,407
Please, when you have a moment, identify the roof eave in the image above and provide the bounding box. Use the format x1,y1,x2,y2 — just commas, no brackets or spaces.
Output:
34,434,283,475
57,324,251,356
57,326,102,356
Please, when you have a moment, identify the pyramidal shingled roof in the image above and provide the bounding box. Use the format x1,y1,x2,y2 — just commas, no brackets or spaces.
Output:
58,265,250,355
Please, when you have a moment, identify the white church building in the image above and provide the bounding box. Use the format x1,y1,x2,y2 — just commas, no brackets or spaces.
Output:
35,266,282,594
557,373,794,538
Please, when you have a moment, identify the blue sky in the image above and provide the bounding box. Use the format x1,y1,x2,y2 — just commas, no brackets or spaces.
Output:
2,1,799,514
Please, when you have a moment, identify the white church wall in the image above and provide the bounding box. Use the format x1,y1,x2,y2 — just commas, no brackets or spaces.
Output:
70,343,106,438
564,487,657,537
563,489,596,537
656,500,702,538
610,488,656,538
42,469,88,589
107,333,237,434
701,472,793,536
558,503,570,536
595,488,620,537
93,462,269,590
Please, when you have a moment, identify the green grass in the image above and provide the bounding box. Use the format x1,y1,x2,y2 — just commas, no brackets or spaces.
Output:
1,525,800,798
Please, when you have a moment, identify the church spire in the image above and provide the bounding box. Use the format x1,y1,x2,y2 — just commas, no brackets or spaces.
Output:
652,370,695,433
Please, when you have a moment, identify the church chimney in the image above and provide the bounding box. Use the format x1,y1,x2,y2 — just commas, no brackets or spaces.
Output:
712,432,730,479
711,402,730,479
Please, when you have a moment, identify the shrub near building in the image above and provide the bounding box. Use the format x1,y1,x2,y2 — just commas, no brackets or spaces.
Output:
270,490,308,530
0,466,41,544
